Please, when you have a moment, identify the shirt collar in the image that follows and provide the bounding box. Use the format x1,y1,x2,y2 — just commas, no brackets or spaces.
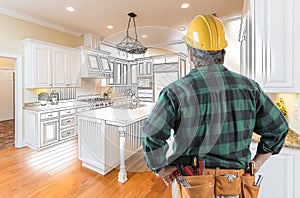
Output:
189,64,227,73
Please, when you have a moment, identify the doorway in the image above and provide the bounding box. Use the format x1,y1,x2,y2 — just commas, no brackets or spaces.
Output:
0,57,15,149
0,53,23,149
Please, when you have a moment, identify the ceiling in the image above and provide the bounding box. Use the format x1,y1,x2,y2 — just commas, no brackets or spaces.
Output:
0,0,244,48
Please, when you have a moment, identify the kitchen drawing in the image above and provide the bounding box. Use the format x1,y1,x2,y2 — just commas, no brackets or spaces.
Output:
0,0,300,197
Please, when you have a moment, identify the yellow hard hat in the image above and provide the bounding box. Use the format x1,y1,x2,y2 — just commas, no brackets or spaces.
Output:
184,15,228,51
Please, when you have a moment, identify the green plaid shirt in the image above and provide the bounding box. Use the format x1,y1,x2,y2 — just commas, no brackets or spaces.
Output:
142,64,289,174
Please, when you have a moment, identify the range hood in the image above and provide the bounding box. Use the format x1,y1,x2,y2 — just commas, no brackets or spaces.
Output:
80,46,113,78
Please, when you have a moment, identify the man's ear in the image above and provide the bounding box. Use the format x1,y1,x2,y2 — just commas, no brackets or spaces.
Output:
188,48,193,62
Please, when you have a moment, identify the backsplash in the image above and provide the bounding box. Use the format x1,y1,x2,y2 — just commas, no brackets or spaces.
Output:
24,88,77,103
268,93,300,133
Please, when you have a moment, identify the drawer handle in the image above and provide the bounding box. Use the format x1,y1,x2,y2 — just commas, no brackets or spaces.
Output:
48,114,53,117
67,111,71,113
66,120,71,123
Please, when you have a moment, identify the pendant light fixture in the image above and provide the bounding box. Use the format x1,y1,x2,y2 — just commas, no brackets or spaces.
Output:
116,12,147,54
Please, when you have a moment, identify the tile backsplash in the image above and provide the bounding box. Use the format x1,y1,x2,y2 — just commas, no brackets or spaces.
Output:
268,93,300,133
24,78,112,103
24,88,77,103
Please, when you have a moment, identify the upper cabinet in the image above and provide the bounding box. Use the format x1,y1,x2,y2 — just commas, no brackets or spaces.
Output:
152,53,187,78
137,58,153,77
241,0,299,92
24,39,81,88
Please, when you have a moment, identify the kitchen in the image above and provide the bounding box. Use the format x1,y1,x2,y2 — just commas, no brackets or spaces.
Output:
0,0,300,197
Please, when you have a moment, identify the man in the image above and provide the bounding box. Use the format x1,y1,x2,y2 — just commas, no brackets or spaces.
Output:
142,14,289,197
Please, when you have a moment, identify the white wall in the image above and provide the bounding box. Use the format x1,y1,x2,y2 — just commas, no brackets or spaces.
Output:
224,18,242,73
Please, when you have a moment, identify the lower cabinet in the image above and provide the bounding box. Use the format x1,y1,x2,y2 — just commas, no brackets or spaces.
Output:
250,142,300,198
40,117,59,147
24,107,78,150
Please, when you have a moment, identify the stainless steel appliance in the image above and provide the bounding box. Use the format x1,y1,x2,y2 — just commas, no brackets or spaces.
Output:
77,94,112,110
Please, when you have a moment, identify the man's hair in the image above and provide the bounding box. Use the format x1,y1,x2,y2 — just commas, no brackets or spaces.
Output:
188,46,226,67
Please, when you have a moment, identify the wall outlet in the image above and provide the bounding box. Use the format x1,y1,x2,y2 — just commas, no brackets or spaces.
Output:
293,104,298,121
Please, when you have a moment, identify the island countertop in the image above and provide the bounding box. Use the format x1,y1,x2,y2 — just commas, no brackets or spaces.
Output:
76,102,156,126
252,129,300,150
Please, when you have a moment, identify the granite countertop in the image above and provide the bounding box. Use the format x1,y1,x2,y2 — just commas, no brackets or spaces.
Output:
23,100,90,112
252,129,300,150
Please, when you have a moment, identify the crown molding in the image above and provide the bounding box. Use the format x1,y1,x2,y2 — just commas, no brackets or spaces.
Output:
0,6,83,37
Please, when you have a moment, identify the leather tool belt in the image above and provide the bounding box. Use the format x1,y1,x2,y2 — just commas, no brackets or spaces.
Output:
176,168,260,198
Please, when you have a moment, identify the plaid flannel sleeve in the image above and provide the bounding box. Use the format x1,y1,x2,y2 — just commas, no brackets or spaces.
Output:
142,89,177,174
254,86,289,155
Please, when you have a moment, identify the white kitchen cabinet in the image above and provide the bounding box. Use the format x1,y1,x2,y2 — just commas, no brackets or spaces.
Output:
109,58,138,86
129,62,138,86
69,52,81,87
24,107,78,150
137,58,153,77
24,38,81,88
40,117,59,146
241,0,299,92
52,47,81,87
24,40,52,88
250,142,300,198
24,109,60,149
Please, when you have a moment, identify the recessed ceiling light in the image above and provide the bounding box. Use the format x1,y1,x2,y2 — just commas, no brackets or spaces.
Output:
141,34,148,38
178,27,186,31
66,6,75,12
181,3,190,9
106,25,114,29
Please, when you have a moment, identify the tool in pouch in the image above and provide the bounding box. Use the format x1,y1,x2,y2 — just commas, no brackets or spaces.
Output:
174,170,191,187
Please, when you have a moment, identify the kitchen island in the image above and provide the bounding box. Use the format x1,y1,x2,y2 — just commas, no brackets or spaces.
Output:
76,103,155,183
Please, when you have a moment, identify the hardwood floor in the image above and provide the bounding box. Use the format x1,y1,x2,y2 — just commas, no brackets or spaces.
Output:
0,139,172,198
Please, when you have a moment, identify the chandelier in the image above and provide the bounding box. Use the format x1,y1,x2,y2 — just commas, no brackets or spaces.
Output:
116,12,147,54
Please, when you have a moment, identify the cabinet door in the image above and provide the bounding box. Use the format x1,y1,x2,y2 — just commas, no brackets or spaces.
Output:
131,64,138,85
33,42,52,87
250,143,295,198
41,118,59,146
123,63,128,85
52,47,68,87
68,51,81,87
138,60,153,76
114,62,122,85
252,0,295,91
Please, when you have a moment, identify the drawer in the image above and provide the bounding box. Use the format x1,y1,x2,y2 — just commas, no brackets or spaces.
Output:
139,97,153,102
40,111,59,120
138,93,153,97
77,106,91,113
137,89,153,94
60,108,76,116
60,127,77,140
60,115,76,129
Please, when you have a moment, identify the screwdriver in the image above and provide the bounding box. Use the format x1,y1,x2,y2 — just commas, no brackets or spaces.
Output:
192,156,198,175
249,162,255,176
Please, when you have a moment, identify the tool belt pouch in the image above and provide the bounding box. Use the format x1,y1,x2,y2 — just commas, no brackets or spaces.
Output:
178,175,214,198
178,175,260,198
241,176,260,198
215,175,241,196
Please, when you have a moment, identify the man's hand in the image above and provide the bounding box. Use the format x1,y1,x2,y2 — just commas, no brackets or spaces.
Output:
156,166,178,187
252,152,272,172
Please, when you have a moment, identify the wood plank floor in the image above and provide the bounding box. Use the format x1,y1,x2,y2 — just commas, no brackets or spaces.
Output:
0,140,172,198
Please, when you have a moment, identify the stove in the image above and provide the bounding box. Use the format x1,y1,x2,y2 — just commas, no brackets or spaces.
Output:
77,94,111,110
